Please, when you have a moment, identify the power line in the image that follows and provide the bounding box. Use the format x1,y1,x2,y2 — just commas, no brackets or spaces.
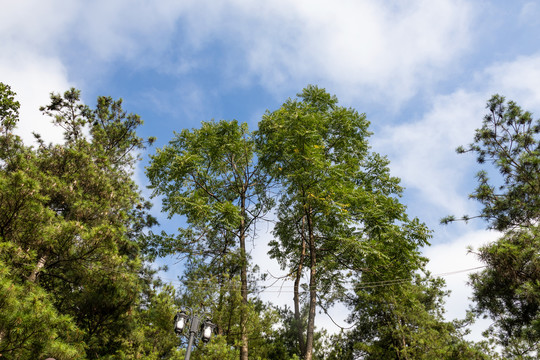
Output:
169,266,488,338
157,265,486,293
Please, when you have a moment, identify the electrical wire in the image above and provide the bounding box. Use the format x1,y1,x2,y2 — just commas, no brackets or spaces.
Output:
158,265,487,293
170,265,487,338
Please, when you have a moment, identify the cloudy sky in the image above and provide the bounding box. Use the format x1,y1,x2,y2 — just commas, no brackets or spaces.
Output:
2,0,540,339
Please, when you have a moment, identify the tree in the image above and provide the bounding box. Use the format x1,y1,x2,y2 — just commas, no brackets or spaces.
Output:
263,305,329,360
146,119,272,360
0,83,180,359
449,95,540,358
342,269,492,359
36,89,159,358
119,282,184,360
0,83,84,359
256,85,432,360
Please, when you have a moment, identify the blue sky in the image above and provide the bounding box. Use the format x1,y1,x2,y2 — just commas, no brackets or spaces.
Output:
3,0,540,338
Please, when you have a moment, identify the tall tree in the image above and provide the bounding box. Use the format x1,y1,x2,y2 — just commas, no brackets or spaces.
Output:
146,120,272,360
0,83,84,359
36,89,157,358
0,83,177,359
447,95,540,358
342,261,491,359
256,85,431,360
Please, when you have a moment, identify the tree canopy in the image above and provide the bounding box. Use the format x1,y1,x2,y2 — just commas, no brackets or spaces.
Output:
146,119,273,360
0,83,181,359
450,94,540,359
0,82,507,360
255,85,458,360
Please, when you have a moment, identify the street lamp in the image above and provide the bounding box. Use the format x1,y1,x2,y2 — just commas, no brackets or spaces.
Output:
174,311,189,334
201,318,217,343
174,310,217,360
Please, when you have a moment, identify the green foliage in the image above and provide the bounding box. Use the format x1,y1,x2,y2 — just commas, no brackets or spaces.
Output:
343,272,491,360
340,178,489,360
115,284,184,360
453,95,540,358
146,119,273,359
0,83,20,137
470,226,540,358
146,119,269,264
0,81,497,359
263,305,329,360
0,260,84,359
0,83,175,359
455,94,539,231
256,85,432,360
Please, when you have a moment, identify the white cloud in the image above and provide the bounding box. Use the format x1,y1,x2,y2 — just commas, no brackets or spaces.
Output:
373,90,485,216
0,1,80,54
371,51,540,220
177,0,476,104
71,0,189,62
483,53,540,111
284,0,473,103
0,0,186,145
5,0,474,105
0,51,70,145
1,0,477,122
0,0,187,62
519,2,540,26
0,1,79,145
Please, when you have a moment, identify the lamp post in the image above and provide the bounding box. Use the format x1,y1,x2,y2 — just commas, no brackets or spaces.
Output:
174,311,216,360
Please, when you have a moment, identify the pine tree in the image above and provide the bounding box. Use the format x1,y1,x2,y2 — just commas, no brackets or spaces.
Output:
448,95,540,358
0,83,180,359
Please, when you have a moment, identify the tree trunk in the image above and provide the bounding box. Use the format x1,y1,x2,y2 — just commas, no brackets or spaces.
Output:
304,208,317,360
239,194,249,360
294,220,307,356
216,271,226,336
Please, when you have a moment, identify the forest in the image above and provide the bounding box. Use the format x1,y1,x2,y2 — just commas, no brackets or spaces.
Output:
0,82,538,360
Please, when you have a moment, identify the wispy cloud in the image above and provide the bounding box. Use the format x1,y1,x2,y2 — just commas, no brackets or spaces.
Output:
1,0,477,141
374,52,540,218
373,89,485,217
245,0,474,104
168,0,476,104
6,1,476,104
0,51,70,145
483,53,540,109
